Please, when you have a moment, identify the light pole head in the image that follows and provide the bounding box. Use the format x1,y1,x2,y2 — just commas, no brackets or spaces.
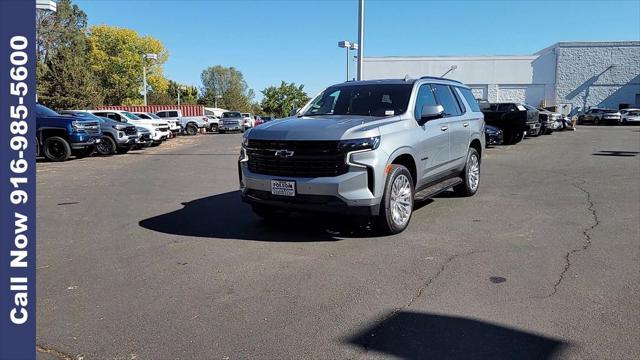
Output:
338,41,351,48
350,43,359,50
144,53,158,60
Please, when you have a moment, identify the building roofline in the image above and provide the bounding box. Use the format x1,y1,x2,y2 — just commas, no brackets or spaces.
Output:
363,55,538,62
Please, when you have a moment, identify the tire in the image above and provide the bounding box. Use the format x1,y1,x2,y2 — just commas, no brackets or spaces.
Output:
210,124,218,133
513,130,525,144
219,130,226,134
96,136,116,155
74,146,95,159
43,136,71,162
594,117,600,126
185,123,198,135
453,148,481,197
376,164,414,235
116,146,130,154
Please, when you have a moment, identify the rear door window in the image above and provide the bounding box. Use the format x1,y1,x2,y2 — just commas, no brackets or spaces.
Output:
156,111,166,117
168,111,179,117
432,84,462,117
457,87,480,112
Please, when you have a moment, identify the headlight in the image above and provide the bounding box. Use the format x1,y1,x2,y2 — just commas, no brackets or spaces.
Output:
113,124,127,130
241,135,249,147
338,137,380,152
71,121,84,130
152,123,163,127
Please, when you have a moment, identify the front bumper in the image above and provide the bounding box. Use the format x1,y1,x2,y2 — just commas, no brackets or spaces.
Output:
528,123,541,131
116,134,138,146
70,137,101,149
238,148,386,216
151,129,170,141
485,131,504,145
220,123,243,131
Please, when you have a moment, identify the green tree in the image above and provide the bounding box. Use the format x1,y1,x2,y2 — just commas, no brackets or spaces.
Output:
260,81,310,118
167,80,199,105
88,25,169,105
36,0,103,109
200,65,254,111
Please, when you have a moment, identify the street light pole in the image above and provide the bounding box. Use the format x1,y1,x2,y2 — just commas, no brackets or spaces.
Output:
338,41,358,81
177,87,181,106
142,53,157,106
357,0,364,80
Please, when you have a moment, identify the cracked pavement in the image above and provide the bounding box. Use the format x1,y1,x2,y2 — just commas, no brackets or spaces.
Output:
36,127,639,359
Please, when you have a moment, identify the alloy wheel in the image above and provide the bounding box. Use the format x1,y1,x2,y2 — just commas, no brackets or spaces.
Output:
390,174,412,226
468,153,480,191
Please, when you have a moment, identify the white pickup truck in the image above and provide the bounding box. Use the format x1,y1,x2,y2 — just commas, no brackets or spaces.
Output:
155,109,209,135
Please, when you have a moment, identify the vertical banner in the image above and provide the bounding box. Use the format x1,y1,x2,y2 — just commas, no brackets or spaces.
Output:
0,0,36,359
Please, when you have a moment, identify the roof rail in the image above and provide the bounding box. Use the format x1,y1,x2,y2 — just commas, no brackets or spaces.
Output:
419,76,462,84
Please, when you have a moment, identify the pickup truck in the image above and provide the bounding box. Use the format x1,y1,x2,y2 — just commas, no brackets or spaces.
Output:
61,110,138,155
536,107,562,135
134,112,181,134
239,77,485,235
219,111,245,133
89,110,170,145
479,102,539,144
155,109,209,135
36,103,102,161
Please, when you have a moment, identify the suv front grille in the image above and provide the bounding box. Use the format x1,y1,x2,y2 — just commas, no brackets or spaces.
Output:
82,121,100,134
124,126,137,135
246,140,349,177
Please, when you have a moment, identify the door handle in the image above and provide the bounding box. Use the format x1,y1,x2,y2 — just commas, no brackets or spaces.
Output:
463,122,469,127
440,125,449,131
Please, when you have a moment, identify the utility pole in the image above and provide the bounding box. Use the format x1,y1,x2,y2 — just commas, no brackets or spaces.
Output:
142,53,157,106
357,0,364,80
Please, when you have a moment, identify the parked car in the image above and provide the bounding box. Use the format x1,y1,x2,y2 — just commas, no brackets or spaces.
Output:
241,113,254,129
206,115,220,132
155,109,208,135
536,107,563,135
134,112,180,134
89,110,170,145
219,111,245,133
60,110,138,155
36,104,102,162
239,77,485,235
484,124,504,145
578,108,621,125
620,109,640,125
132,125,153,149
557,114,574,131
480,102,539,144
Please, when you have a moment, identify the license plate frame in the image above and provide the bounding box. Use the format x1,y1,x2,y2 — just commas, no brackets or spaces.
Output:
271,179,296,197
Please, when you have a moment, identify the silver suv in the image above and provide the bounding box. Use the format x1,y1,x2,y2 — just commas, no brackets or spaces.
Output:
239,77,485,234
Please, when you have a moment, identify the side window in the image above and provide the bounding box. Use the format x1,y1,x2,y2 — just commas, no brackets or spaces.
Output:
156,112,166,117
168,111,179,117
108,113,121,121
432,84,462,117
458,87,480,112
414,84,437,119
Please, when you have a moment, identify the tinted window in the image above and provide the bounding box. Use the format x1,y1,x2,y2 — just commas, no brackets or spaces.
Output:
122,111,141,120
156,111,166,117
147,113,161,119
432,84,462,117
414,84,437,119
223,112,242,118
458,87,480,112
136,113,151,119
168,111,179,117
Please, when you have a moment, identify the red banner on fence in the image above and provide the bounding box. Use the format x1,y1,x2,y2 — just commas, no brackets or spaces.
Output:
96,105,204,117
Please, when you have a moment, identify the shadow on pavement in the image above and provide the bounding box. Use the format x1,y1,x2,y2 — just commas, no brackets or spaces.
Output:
139,190,387,242
344,311,567,360
592,150,638,157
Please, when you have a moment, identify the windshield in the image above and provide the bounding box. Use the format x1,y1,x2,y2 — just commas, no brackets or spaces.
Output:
36,104,60,117
147,113,161,119
223,112,241,118
122,111,141,120
603,109,619,113
303,83,413,117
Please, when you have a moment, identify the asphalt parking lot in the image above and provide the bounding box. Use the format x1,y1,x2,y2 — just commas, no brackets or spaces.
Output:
36,127,639,359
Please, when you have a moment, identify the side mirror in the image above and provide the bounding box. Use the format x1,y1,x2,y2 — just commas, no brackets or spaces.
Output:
290,108,300,117
418,105,444,125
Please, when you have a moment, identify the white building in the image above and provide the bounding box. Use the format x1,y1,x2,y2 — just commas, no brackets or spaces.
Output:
363,41,640,115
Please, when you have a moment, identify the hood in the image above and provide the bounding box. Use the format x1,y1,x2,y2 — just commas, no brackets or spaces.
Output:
246,115,392,141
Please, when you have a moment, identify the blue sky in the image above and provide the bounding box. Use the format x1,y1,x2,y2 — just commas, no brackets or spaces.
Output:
76,0,640,100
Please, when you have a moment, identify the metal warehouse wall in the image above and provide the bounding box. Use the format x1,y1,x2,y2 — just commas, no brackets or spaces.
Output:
553,42,640,115
96,105,205,116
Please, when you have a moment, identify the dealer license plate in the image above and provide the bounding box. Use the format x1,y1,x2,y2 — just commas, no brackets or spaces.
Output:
271,180,296,197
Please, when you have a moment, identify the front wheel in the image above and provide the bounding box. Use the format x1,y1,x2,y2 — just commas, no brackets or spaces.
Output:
376,164,414,235
43,136,71,162
116,146,130,154
453,148,481,197
96,136,116,155
74,146,95,159
210,124,218,133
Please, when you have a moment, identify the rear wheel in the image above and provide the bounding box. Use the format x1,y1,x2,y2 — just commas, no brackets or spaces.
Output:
453,148,481,197
376,164,414,235
43,136,71,162
96,136,116,155
186,123,198,135
210,123,218,133
116,146,130,154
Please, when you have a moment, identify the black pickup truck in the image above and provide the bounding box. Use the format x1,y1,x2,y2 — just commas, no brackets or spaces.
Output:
479,102,539,144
